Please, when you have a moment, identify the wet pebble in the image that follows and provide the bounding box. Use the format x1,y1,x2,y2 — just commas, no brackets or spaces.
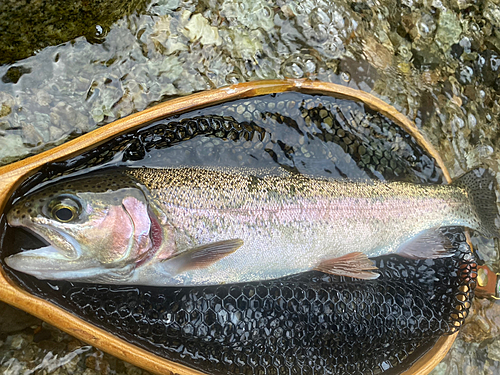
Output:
460,299,500,343
9,334,29,350
435,10,462,51
488,339,500,362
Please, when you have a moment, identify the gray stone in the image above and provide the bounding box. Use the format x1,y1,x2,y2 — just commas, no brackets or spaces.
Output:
488,338,500,362
435,10,462,51
9,334,29,350
0,302,40,333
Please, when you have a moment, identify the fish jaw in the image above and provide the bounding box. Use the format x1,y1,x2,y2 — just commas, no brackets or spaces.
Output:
5,215,98,279
7,208,84,257
4,245,104,280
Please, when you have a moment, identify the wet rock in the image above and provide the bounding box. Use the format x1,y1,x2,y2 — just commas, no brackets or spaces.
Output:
21,122,45,147
281,51,320,79
484,1,500,28
221,28,263,61
430,337,492,375
488,338,500,362
150,15,188,55
362,36,393,70
416,12,437,41
0,302,40,333
0,104,11,118
435,10,462,52
350,1,372,22
477,50,500,88
181,12,222,46
0,0,150,65
62,352,82,373
221,0,275,32
461,299,500,343
0,357,24,374
452,0,476,10
0,320,149,374
125,363,145,375
471,235,498,263
9,334,29,350
285,1,356,59
1,66,32,84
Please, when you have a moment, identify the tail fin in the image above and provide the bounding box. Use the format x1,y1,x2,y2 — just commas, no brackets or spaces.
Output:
452,168,500,238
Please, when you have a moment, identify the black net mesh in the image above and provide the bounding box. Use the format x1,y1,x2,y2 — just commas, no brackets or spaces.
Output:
0,93,475,374
13,93,443,196
3,228,476,375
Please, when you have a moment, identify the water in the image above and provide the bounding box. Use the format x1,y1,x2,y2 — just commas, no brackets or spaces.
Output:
1,0,500,373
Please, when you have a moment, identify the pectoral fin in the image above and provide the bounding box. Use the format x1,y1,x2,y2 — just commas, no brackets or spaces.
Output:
314,252,379,280
169,239,244,273
397,228,454,259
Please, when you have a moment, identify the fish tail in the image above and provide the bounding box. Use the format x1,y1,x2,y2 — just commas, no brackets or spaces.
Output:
453,168,500,238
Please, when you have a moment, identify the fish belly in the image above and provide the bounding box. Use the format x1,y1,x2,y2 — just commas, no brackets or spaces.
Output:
135,203,418,286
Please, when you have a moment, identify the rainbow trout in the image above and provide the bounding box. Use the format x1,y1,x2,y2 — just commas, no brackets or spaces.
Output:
5,167,500,285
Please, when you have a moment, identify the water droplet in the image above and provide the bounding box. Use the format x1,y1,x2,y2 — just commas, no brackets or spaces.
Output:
341,71,351,82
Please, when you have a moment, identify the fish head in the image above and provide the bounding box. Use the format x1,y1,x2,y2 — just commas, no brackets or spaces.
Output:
5,171,161,281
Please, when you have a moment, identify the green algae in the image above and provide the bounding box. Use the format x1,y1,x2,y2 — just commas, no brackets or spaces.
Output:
0,0,150,65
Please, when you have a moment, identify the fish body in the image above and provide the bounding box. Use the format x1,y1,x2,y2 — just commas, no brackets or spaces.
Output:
5,167,500,286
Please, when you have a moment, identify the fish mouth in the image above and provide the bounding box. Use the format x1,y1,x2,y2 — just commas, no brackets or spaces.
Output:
5,217,95,280
5,245,94,279
13,214,81,258
5,246,105,280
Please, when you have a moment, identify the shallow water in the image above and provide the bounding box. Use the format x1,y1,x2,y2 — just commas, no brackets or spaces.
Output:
1,0,500,374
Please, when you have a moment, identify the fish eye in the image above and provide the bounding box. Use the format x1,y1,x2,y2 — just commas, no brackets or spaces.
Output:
49,197,81,223
52,205,76,222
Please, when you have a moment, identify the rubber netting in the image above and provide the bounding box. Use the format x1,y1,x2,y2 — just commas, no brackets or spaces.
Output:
3,227,476,375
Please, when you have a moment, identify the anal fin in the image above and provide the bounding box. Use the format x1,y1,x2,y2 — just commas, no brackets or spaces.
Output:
397,228,454,259
314,252,379,280
168,239,244,273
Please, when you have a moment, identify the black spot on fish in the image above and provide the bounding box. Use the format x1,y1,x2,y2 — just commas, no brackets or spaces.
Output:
247,175,263,193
